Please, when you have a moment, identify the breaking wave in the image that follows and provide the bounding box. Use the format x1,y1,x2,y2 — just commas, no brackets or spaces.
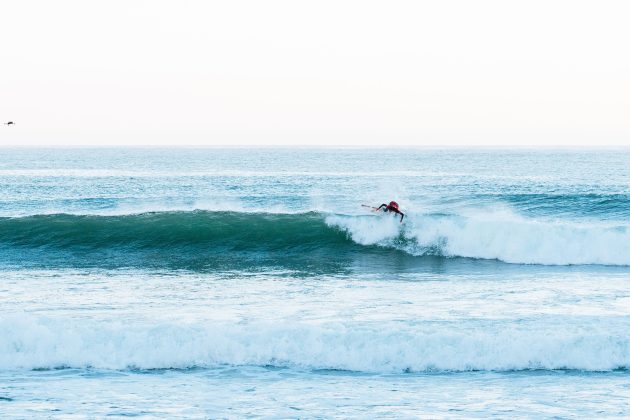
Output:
1,210,629,268
1,315,628,373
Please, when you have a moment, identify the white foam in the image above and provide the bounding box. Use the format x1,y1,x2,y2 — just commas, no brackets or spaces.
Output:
327,209,630,265
1,315,628,372
326,214,401,245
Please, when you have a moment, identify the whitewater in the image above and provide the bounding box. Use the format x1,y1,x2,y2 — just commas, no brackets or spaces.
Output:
1,148,630,418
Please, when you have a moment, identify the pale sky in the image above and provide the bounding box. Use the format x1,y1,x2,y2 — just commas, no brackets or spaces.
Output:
1,0,629,147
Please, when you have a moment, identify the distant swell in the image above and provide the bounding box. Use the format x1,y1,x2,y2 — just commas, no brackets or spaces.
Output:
1,210,630,268
1,315,628,373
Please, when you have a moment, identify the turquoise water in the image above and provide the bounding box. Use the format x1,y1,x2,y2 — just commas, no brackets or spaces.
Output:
1,148,629,418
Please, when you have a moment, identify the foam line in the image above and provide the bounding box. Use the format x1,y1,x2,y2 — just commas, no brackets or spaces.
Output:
1,315,629,372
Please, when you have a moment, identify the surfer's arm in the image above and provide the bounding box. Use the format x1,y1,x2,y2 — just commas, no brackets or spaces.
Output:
375,204,387,212
398,211,404,223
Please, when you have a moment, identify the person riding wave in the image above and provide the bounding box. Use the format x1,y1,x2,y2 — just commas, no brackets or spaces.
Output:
375,201,405,223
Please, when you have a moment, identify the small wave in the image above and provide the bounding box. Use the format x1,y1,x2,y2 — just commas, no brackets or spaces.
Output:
1,315,628,373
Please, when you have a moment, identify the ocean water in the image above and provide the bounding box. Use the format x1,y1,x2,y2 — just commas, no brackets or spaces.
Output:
1,148,629,418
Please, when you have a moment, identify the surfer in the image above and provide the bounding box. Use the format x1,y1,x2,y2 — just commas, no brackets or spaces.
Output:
375,201,405,222
4,121,14,125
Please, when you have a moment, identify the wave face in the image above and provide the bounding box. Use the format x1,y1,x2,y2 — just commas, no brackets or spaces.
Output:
2,315,628,372
2,210,630,269
0,211,362,272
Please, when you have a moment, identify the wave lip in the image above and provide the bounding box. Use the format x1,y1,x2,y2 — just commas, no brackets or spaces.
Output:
2,315,629,373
